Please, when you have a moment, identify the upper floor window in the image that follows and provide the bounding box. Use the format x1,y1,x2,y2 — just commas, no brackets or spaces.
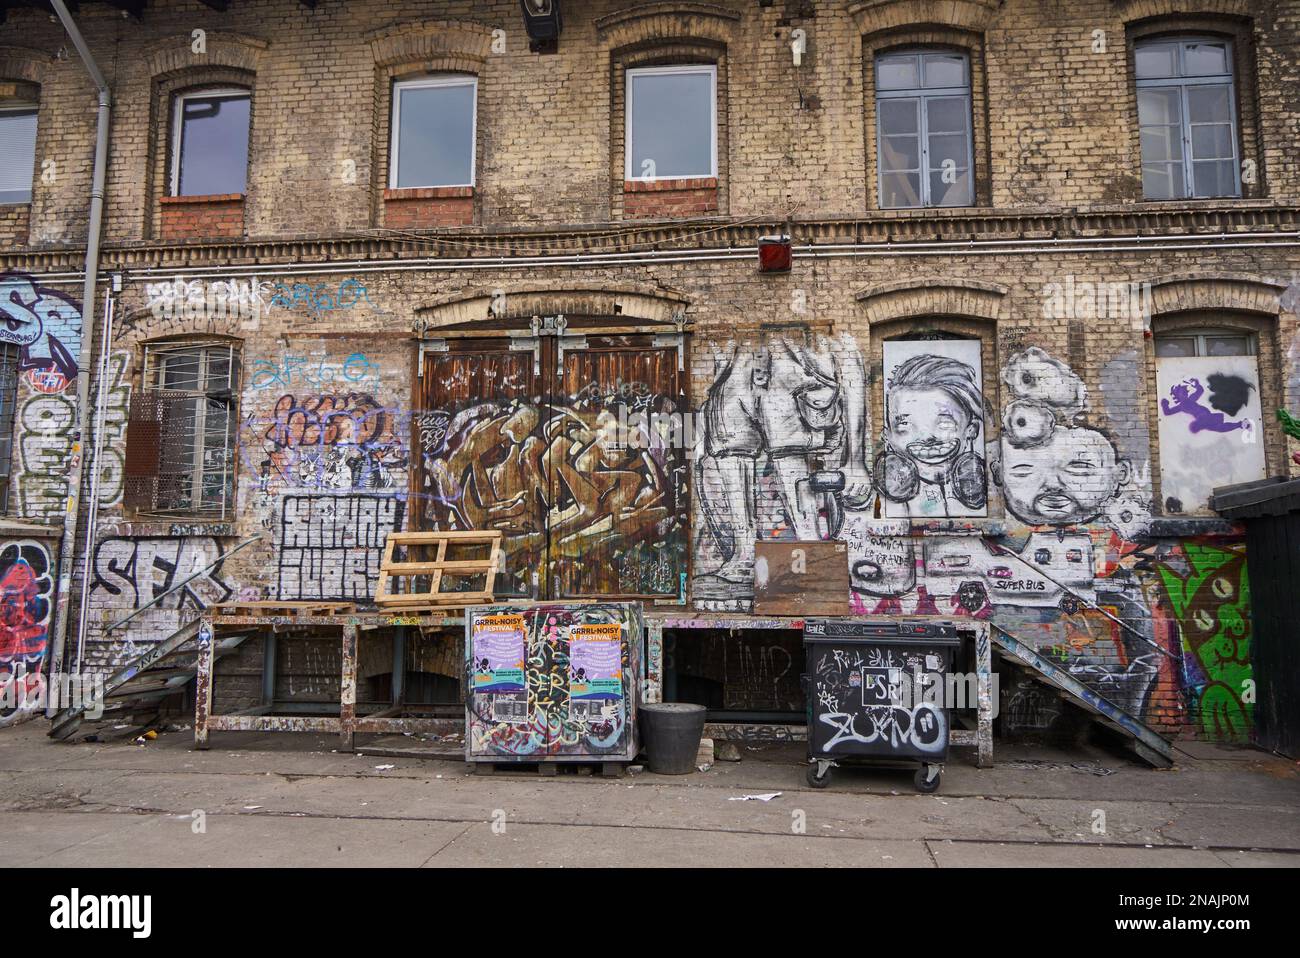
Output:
390,76,477,189
171,89,251,197
126,340,240,519
875,50,973,209
625,65,717,181
1136,37,1240,200
1153,326,1264,514
0,103,37,204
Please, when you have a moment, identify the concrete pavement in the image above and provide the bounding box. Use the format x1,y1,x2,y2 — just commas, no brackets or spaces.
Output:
1,722,1296,867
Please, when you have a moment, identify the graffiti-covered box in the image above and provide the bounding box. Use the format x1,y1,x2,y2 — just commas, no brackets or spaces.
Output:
805,620,960,763
465,603,642,763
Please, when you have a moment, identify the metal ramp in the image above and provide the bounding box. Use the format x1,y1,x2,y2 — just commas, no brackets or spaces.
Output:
49,619,256,742
991,625,1175,768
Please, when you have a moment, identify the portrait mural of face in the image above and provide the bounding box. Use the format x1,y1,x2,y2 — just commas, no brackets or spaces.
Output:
994,347,1150,537
877,340,987,518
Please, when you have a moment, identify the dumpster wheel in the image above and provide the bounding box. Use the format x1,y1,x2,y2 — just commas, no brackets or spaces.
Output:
806,761,834,789
914,764,941,793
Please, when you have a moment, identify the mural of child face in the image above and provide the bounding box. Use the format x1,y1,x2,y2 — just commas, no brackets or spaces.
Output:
998,426,1127,525
886,386,977,469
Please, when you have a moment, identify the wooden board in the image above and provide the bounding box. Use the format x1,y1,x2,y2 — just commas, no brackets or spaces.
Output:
374,531,503,607
752,540,850,616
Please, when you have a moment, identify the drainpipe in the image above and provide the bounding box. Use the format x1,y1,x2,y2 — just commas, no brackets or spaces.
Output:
45,0,111,717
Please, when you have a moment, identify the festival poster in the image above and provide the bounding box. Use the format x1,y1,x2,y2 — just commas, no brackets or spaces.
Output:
470,613,526,694
568,623,624,702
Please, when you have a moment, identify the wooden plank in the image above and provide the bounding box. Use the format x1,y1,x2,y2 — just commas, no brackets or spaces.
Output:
389,531,503,543
752,540,850,616
380,560,496,573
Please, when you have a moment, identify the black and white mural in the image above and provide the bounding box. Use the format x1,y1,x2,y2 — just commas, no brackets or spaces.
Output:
877,339,987,518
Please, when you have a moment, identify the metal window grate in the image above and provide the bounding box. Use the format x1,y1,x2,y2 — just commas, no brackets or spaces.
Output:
126,341,240,519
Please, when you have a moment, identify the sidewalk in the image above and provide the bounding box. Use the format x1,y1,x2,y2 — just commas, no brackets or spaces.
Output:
1,722,1296,867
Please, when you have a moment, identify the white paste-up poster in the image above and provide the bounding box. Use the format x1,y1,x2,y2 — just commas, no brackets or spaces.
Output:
879,339,987,518
1155,355,1266,514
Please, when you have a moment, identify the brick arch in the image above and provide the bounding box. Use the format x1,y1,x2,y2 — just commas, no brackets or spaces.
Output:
416,283,691,331
0,45,49,85
143,32,268,79
1112,0,1253,25
855,279,1009,326
366,19,497,71
1146,273,1288,318
594,3,741,51
848,0,1001,37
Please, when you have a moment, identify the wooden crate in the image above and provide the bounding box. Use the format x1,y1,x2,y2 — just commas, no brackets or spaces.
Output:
374,531,503,608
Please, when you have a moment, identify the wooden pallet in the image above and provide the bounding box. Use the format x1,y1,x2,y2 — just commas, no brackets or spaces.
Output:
374,531,503,608
214,601,357,618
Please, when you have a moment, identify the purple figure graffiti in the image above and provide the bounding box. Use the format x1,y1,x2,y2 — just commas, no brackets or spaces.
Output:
1160,377,1252,434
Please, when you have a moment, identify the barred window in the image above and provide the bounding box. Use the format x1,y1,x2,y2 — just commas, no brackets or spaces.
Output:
125,340,240,518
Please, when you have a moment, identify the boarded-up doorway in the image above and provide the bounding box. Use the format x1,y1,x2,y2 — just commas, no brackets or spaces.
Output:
416,329,688,601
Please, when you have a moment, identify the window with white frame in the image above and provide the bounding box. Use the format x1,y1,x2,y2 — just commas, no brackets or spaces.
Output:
625,65,717,181
0,103,37,204
390,76,478,189
171,89,251,197
128,341,241,518
1153,326,1265,514
875,50,973,209
1136,37,1240,200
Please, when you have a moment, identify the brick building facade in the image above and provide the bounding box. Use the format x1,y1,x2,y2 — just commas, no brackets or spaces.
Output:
1,0,1297,744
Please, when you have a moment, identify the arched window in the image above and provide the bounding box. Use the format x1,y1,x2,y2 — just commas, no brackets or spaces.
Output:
389,75,478,189
875,49,973,209
170,87,251,197
1153,325,1264,514
1135,36,1239,200
0,95,37,205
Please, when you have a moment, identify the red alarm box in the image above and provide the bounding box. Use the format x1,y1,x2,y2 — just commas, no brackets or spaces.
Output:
758,235,792,273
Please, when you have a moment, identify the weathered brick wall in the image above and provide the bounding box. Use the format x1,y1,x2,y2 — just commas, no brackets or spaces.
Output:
1,0,1297,743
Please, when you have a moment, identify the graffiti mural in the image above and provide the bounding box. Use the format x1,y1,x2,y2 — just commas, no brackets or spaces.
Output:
89,536,232,612
93,352,132,508
995,347,1151,538
1153,541,1253,740
1155,354,1266,513
246,391,409,494
0,540,54,727
694,331,870,609
878,339,987,518
2,272,83,523
421,344,686,599
276,494,405,601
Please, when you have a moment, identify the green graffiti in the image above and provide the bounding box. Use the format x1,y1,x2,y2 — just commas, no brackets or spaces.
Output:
1156,542,1253,741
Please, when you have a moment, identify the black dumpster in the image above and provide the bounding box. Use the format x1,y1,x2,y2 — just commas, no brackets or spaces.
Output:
803,619,961,792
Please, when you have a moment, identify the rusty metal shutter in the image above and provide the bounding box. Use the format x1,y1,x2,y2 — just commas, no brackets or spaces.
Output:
122,390,166,513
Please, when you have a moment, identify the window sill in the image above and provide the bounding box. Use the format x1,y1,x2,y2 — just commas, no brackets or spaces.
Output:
383,186,474,200
623,177,718,193
159,194,245,241
383,187,475,228
161,193,246,205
